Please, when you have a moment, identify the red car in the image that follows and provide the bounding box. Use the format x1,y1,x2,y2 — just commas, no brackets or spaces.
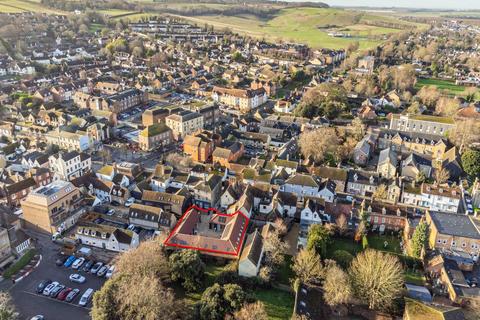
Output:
57,287,72,301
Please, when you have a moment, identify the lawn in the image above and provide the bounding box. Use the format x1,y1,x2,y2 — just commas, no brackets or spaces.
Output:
173,7,427,50
327,234,403,258
254,289,295,320
404,269,426,286
415,78,468,94
3,249,37,279
368,234,402,254
278,255,294,286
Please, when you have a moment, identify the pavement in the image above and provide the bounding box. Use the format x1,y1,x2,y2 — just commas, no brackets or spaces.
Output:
5,231,107,320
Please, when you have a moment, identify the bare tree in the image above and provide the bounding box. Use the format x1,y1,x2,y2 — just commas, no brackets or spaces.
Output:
263,226,289,269
323,262,352,306
434,167,450,185
351,117,366,141
336,214,348,236
435,97,460,117
292,248,323,285
0,292,18,320
449,119,480,153
349,250,404,310
233,302,268,320
299,128,340,163
373,184,388,200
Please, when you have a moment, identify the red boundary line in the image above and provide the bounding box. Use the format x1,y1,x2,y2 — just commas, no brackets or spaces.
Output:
163,204,250,256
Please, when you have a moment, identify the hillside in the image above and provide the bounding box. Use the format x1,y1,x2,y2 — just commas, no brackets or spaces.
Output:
173,7,428,50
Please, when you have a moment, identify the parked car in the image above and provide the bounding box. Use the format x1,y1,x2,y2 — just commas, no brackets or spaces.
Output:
50,284,65,298
36,279,52,294
63,256,76,268
124,197,135,207
57,287,72,301
82,260,94,272
79,288,94,307
30,316,44,320
106,265,115,279
90,262,103,274
106,209,115,216
55,256,67,266
42,282,59,296
97,265,108,277
71,257,85,269
66,288,80,302
111,201,120,206
69,274,86,284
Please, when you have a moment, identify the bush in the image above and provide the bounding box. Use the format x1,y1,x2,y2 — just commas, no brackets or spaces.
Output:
332,250,354,269
3,249,36,279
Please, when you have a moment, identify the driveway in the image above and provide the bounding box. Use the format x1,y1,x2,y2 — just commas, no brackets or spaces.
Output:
6,231,107,320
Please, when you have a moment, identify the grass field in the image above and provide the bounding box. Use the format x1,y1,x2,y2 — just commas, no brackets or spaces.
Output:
415,78,480,99
254,289,295,320
97,9,137,17
0,0,65,14
173,7,428,50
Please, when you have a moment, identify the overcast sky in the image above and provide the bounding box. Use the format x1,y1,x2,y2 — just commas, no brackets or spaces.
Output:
309,0,480,10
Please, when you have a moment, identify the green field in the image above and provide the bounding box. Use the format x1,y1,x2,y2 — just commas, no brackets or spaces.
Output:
173,7,427,50
97,9,137,17
415,78,480,100
0,0,65,14
254,289,295,320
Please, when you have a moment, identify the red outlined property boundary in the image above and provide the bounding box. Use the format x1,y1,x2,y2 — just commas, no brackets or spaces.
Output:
163,205,250,257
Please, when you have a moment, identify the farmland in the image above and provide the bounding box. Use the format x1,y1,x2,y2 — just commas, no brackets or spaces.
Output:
415,78,480,99
173,7,428,50
0,0,65,14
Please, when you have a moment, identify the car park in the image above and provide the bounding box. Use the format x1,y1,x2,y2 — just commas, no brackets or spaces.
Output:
36,280,52,294
105,265,115,279
63,256,76,268
96,265,108,277
55,256,67,266
69,273,86,284
71,257,85,270
50,284,65,298
57,287,72,301
82,259,94,272
79,288,94,307
42,282,59,296
90,262,103,274
65,288,81,303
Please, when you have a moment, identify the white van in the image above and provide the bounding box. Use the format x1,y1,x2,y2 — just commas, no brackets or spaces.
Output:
79,288,94,307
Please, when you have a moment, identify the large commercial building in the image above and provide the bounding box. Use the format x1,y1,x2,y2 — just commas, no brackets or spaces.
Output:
212,86,267,112
21,181,84,234
389,114,455,137
166,110,204,139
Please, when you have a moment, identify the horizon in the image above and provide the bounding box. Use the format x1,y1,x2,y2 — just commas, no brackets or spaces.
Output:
287,0,480,10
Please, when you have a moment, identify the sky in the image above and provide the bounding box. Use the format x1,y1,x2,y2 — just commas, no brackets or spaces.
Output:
304,0,480,10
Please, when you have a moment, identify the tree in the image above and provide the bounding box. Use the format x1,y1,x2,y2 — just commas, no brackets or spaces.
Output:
0,292,18,320
292,248,323,285
406,101,421,115
92,273,184,320
449,119,480,153
323,262,352,306
114,239,169,281
295,83,348,119
306,224,331,257
198,283,246,320
434,167,450,185
349,250,404,310
351,117,366,141
373,184,388,200
169,250,205,292
263,224,289,269
411,221,428,258
461,149,480,178
299,128,340,163
332,250,354,269
435,97,459,117
362,234,369,249
233,301,268,320
336,214,348,236
391,64,416,92
416,85,440,107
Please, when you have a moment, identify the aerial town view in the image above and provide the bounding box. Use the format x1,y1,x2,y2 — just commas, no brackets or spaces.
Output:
0,0,480,319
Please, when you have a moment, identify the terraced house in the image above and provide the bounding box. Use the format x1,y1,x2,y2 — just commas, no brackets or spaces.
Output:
212,86,267,112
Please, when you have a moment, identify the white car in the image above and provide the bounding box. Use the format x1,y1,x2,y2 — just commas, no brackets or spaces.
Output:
79,288,94,307
71,257,85,269
105,265,115,279
69,273,86,284
124,197,135,207
42,281,59,296
106,209,115,216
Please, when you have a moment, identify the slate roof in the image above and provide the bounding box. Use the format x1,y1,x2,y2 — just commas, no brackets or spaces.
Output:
239,229,263,266
429,211,480,239
378,147,397,166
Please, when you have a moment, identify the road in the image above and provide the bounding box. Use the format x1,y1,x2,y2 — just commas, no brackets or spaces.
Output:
6,231,106,320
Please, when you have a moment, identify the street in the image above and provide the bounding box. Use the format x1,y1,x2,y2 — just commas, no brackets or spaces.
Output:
6,231,106,320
